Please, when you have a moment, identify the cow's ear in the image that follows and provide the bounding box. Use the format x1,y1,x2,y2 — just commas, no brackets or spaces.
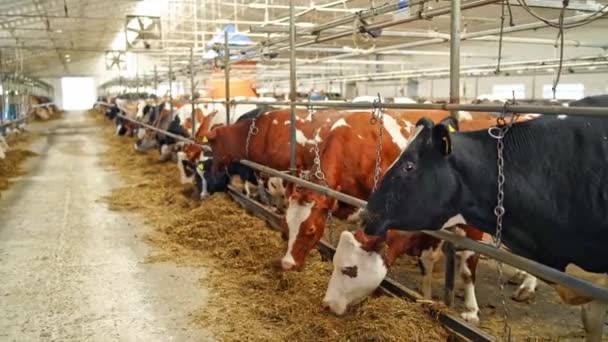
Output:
438,116,459,132
415,117,434,129
432,123,452,155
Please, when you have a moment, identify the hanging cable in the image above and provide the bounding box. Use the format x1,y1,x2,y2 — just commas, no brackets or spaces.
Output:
495,0,507,73
506,0,515,26
552,2,567,100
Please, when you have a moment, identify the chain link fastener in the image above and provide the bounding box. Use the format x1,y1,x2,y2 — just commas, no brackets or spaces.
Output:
245,117,259,159
372,93,384,191
311,127,328,185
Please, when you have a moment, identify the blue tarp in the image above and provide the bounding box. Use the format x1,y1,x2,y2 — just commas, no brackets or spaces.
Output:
202,25,256,61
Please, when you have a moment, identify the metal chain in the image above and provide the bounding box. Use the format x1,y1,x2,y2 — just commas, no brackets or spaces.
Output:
245,117,259,159
312,127,328,185
487,109,515,342
372,93,384,191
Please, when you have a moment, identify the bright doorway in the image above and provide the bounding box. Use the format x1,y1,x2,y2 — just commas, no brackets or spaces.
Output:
61,77,96,110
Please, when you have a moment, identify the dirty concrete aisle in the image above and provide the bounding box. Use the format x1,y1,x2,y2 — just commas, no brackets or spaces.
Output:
0,112,212,342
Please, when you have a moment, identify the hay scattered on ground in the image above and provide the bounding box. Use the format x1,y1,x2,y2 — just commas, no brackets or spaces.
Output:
0,132,37,191
96,111,449,341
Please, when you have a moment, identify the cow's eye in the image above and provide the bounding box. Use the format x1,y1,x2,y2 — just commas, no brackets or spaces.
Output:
403,161,415,173
341,265,358,278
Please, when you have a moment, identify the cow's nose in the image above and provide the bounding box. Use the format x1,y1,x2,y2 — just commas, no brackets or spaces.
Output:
281,259,295,271
321,301,331,312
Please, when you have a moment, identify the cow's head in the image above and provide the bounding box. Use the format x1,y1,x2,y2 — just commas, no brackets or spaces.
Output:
362,117,460,237
179,156,229,200
280,184,337,271
322,230,387,315
204,125,240,174
134,128,158,152
323,229,430,315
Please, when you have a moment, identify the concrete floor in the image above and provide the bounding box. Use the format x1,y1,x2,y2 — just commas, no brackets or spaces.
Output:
0,111,212,342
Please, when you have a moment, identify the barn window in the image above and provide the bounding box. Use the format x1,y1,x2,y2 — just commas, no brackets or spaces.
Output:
542,83,585,100
491,84,526,100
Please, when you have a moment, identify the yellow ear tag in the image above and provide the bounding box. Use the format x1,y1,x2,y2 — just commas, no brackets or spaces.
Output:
198,162,205,171
442,136,450,154
202,136,208,143
448,124,455,133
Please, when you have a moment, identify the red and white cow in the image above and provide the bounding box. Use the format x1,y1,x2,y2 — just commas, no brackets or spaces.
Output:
203,108,347,205
281,110,463,272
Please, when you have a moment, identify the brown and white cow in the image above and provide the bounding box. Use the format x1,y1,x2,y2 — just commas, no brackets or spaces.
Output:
205,108,346,172
281,109,461,272
199,108,346,205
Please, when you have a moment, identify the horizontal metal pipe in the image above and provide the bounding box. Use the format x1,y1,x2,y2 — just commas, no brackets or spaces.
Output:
310,0,425,34
194,99,608,117
334,59,608,83
301,54,608,82
469,35,608,49
239,0,428,55
240,160,608,303
275,0,499,52
286,8,608,71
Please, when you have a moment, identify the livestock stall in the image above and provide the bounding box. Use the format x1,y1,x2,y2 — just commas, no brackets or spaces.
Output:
1,0,608,341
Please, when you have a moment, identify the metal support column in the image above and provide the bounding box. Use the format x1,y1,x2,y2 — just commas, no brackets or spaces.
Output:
288,0,297,175
190,47,196,137
224,31,231,124
444,0,461,309
450,0,461,118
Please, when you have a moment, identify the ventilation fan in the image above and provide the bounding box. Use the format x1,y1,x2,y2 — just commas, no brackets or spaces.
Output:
352,15,383,50
124,15,162,51
105,50,126,71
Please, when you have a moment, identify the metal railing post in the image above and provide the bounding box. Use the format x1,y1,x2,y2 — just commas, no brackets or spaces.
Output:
444,0,462,309
289,0,297,175
224,30,231,124
190,47,196,137
169,56,174,116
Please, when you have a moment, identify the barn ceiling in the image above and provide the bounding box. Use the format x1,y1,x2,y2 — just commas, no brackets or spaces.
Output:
0,0,606,88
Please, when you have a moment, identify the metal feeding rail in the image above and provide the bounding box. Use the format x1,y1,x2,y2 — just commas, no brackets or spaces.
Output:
226,184,496,342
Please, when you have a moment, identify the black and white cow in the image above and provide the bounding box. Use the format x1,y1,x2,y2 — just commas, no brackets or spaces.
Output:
134,102,190,161
361,114,608,340
178,156,259,200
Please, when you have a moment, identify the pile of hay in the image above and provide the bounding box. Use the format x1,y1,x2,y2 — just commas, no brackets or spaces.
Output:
0,133,36,191
99,119,449,341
